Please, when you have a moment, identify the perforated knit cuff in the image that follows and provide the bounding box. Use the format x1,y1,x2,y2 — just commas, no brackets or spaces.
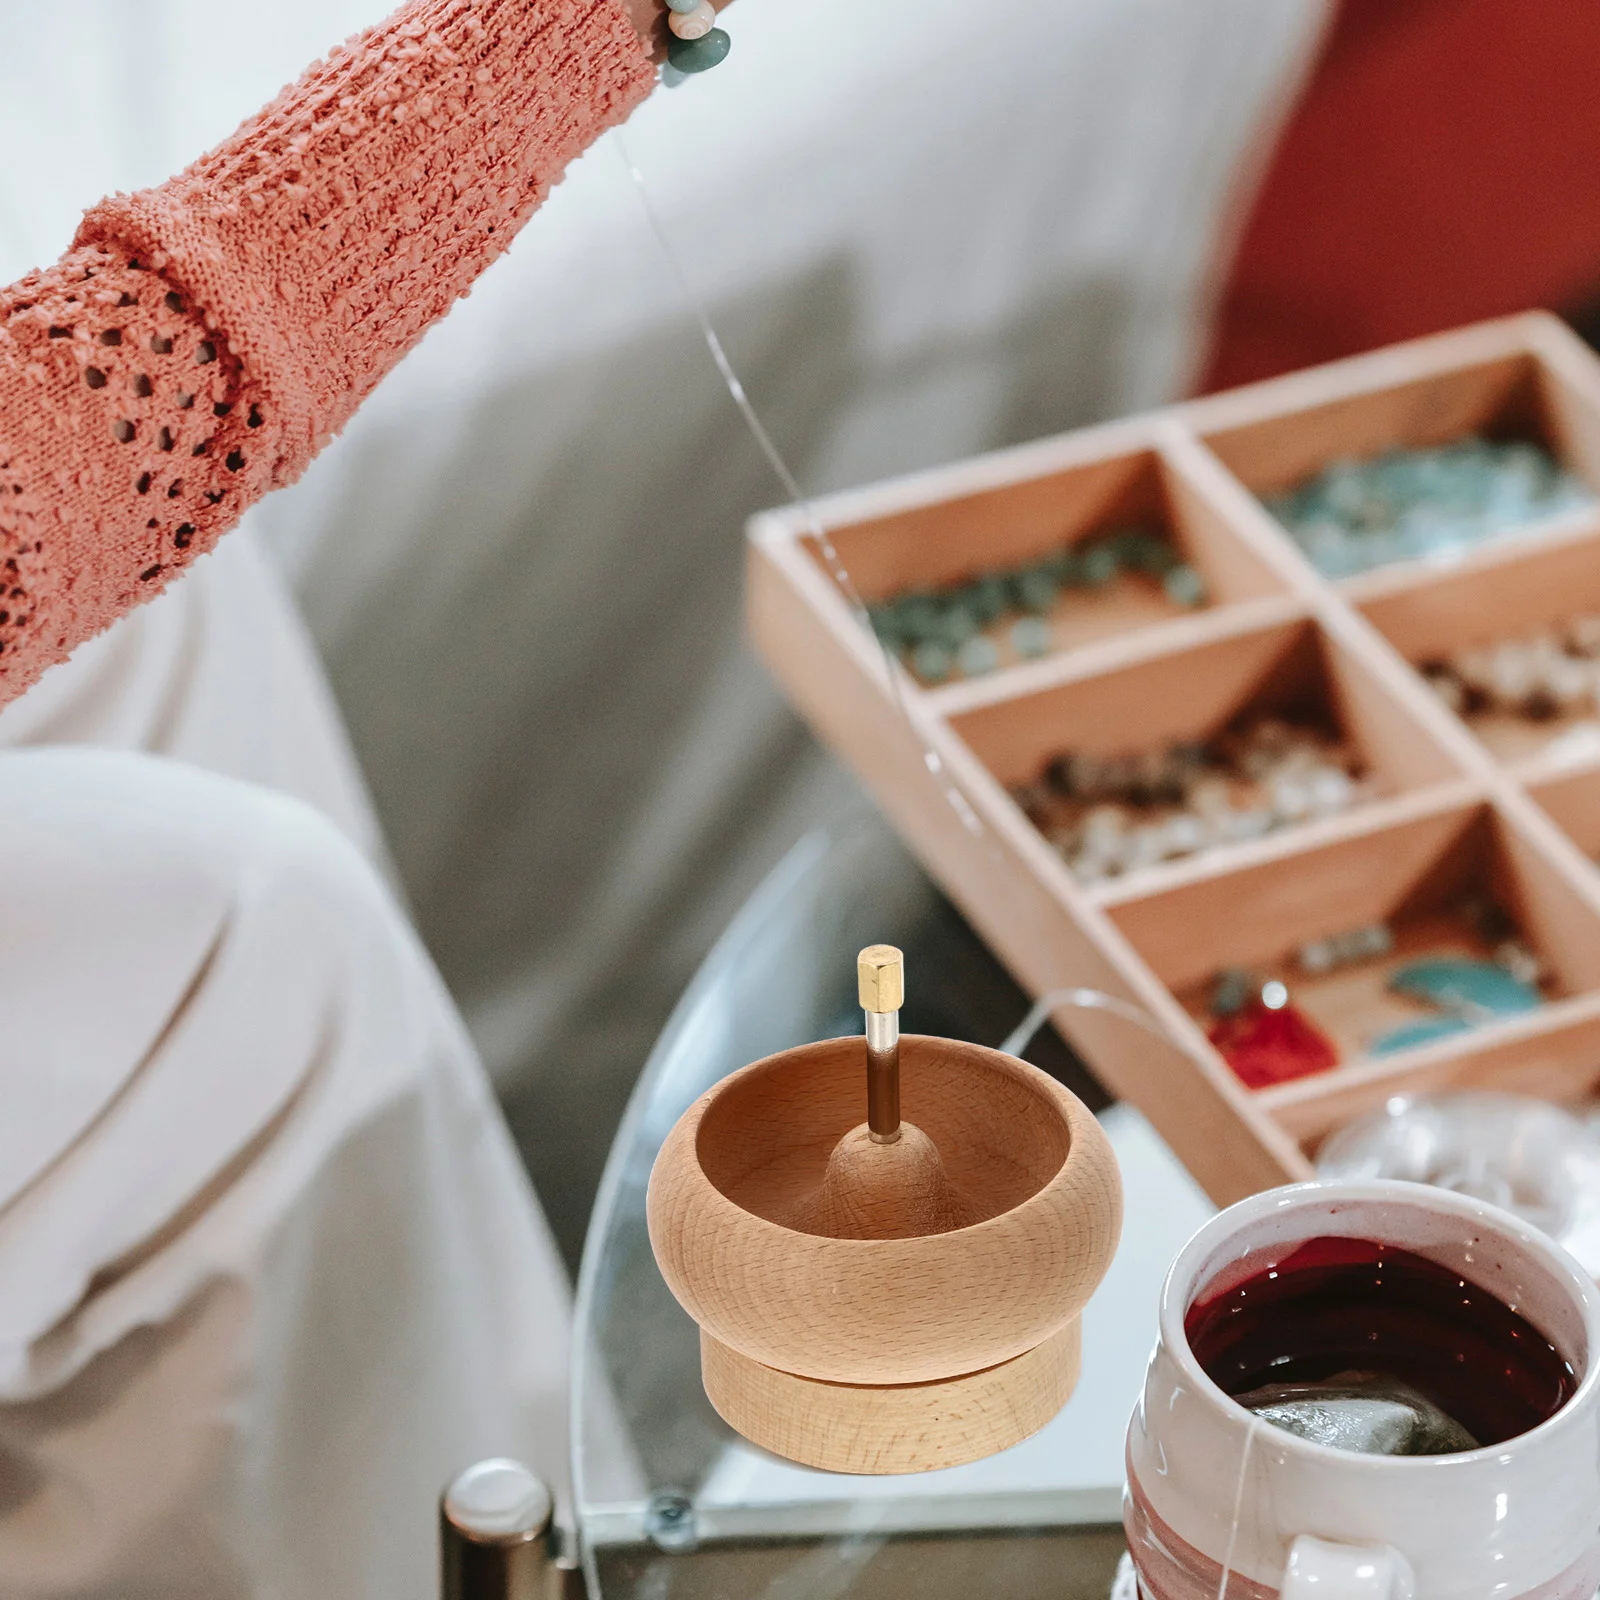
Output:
76,0,654,486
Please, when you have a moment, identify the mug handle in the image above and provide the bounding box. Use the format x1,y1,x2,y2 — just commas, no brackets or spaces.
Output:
1281,1535,1416,1599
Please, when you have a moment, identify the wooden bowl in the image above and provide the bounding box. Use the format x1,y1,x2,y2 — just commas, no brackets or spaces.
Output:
647,1034,1123,1473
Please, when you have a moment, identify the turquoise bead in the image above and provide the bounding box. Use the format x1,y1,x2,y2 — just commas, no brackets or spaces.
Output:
1116,528,1171,575
1163,564,1207,608
967,574,1010,625
1053,549,1087,587
1272,436,1596,580
1041,549,1078,584
1015,568,1058,614
1010,616,1052,659
1370,1016,1475,1056
1210,968,1254,1019
866,605,903,653
665,0,702,10
1387,958,1541,1018
957,636,1000,677
667,27,730,71
911,642,952,684
935,602,979,648
1080,545,1119,587
895,593,940,643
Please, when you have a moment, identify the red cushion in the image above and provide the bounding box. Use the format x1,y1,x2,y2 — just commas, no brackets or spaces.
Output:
1201,0,1600,392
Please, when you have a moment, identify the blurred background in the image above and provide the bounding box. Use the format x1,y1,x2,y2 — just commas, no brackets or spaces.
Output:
7,0,1600,1269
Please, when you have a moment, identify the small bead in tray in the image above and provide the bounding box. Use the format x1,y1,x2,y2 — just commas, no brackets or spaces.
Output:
1266,436,1593,580
1194,896,1550,1091
1011,716,1376,885
1421,610,1600,766
868,524,1207,686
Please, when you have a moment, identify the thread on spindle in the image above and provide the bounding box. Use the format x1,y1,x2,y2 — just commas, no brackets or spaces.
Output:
618,139,1224,1091
859,945,904,1142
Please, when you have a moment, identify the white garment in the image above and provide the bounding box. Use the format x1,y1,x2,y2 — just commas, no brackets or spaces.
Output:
0,532,382,862
0,542,573,1597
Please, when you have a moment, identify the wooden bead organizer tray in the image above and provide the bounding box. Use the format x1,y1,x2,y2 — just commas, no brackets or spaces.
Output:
747,313,1600,1205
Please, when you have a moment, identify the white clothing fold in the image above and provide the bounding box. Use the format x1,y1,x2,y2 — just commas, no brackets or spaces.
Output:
0,546,571,1598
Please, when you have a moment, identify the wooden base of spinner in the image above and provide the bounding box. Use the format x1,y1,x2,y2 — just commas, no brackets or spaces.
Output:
647,947,1123,1475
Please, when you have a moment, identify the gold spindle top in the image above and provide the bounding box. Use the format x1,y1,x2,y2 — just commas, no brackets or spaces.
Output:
858,944,905,1014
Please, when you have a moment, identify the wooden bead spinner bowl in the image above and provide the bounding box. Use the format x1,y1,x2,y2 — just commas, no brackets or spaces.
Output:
647,1033,1123,1474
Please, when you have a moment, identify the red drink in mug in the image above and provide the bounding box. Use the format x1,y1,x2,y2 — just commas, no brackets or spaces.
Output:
1125,1181,1600,1599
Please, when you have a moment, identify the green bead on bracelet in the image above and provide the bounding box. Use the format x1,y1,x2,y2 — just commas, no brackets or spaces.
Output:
663,0,730,76
668,29,730,71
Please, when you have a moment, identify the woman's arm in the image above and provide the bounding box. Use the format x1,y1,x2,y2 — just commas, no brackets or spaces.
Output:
0,0,661,703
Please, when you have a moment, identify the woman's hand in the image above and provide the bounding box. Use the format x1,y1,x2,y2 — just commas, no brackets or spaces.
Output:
625,0,734,62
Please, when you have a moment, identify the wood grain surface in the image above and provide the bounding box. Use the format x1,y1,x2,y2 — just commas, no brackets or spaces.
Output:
647,1034,1122,1386
699,1318,1082,1475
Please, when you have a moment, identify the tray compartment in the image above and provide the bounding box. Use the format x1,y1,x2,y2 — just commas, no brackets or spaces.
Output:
1104,802,1600,1079
1199,347,1600,584
1359,527,1600,771
948,615,1464,888
811,443,1289,682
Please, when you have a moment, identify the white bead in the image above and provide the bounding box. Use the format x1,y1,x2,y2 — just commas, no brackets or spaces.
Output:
669,1,716,39
1528,630,1563,665
1225,807,1273,842
1080,805,1127,850
1488,642,1536,705
1162,815,1206,857
1547,655,1591,707
1298,940,1335,975
1239,745,1275,782
1269,773,1314,823
1188,777,1232,818
1495,940,1544,987
1276,742,1321,775
1252,718,1294,754
1307,766,1355,817
1125,827,1166,872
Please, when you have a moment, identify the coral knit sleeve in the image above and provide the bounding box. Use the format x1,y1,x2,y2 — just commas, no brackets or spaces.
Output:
0,0,654,703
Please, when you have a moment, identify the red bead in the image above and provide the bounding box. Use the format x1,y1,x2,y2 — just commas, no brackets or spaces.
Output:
1209,999,1338,1089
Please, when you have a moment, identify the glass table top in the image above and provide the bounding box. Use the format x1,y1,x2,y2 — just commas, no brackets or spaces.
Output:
571,807,1215,1599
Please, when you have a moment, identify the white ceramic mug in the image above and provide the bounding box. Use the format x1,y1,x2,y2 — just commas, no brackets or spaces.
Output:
1124,1180,1600,1600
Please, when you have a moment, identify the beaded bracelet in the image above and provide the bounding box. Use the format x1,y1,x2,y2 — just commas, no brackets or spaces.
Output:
663,0,731,77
